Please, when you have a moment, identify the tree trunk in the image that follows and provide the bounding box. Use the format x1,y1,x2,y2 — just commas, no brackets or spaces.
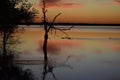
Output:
43,32,48,62
3,29,7,61
42,31,48,80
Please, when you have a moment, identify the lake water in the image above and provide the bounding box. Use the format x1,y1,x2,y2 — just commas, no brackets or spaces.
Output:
18,25,120,80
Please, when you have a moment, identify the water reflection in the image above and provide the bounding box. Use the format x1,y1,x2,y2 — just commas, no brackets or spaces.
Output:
0,60,35,80
42,56,72,80
42,60,57,80
6,27,120,80
38,39,79,55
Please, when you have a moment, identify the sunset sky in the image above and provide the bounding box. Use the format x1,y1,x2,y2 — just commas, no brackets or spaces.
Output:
29,0,120,24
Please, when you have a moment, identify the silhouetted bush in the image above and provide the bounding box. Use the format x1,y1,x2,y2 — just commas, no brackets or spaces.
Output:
0,62,35,80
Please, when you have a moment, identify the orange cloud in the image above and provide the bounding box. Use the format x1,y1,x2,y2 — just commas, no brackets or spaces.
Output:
38,39,80,55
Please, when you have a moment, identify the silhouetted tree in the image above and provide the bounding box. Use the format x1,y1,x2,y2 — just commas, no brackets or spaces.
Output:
41,0,73,80
41,0,73,62
0,0,36,61
41,0,62,79
41,0,62,62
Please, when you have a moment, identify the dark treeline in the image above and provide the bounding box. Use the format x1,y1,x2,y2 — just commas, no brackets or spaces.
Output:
0,0,36,61
0,0,36,80
17,22,120,26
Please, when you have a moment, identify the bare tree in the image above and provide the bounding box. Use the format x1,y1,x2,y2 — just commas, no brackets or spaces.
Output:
42,0,70,63
41,1,62,79
41,0,73,80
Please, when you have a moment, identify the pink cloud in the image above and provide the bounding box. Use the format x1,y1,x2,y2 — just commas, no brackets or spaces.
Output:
113,0,120,5
37,39,80,55
37,3,82,8
37,0,82,8
57,3,82,8
114,0,120,3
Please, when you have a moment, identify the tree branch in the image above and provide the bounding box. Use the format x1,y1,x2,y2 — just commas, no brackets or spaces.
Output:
52,27,69,37
47,12,62,33
52,12,62,24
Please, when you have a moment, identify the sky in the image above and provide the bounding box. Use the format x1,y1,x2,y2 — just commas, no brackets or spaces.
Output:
29,0,120,24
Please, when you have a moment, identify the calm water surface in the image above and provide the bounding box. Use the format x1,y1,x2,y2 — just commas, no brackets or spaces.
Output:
18,26,120,80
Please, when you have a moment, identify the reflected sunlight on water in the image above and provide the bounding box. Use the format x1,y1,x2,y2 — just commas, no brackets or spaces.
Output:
18,26,120,80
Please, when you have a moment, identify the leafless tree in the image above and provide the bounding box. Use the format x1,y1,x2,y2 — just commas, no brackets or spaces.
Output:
41,0,73,64
41,0,73,80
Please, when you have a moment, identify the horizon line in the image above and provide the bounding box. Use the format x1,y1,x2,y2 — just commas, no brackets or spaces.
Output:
1,22,120,26
19,22,120,26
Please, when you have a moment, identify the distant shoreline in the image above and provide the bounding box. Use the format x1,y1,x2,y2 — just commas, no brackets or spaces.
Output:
22,24,120,29
69,38,120,40
18,22,120,26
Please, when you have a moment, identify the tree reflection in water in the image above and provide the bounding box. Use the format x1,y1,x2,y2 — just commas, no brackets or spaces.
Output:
0,60,35,80
42,56,73,80
0,56,72,80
